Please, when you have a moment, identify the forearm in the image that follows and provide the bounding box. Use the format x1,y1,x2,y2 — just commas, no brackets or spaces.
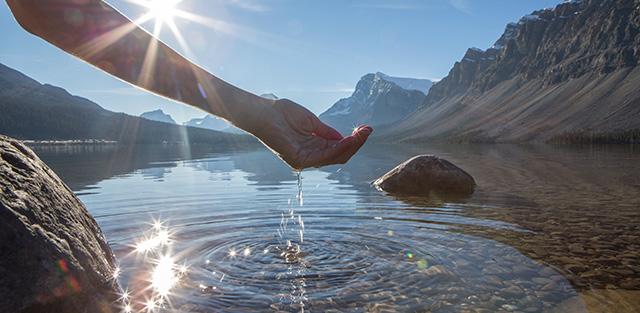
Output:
6,0,271,132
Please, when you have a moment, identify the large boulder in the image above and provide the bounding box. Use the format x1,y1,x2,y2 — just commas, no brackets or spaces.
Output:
373,155,476,197
0,135,120,313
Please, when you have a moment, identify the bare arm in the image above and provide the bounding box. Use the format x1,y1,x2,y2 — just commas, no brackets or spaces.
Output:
6,0,372,169
6,0,267,131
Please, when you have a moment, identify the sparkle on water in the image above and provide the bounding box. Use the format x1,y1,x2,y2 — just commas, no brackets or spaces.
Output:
151,255,177,297
112,172,309,312
114,219,190,312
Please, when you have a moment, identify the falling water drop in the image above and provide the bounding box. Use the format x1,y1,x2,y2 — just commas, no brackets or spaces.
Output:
296,171,304,207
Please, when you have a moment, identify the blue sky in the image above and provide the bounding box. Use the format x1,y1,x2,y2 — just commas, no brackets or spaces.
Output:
0,0,561,123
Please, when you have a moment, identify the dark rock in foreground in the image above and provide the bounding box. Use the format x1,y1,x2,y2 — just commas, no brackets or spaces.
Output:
0,135,119,313
373,155,475,197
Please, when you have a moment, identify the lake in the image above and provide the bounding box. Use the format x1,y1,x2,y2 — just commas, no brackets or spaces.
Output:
32,143,640,313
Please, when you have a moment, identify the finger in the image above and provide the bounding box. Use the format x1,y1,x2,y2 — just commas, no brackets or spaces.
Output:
333,125,372,164
311,119,343,140
311,125,372,167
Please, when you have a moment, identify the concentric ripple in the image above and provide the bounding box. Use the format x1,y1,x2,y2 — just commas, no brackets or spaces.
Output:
169,212,579,312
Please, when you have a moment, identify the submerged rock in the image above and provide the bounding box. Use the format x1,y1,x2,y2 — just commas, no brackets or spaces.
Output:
373,155,475,197
0,135,120,313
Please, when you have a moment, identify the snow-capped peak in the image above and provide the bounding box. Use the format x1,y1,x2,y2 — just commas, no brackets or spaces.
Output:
260,93,278,100
374,72,433,95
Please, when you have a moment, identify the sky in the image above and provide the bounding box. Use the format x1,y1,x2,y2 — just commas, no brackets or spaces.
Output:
0,0,562,123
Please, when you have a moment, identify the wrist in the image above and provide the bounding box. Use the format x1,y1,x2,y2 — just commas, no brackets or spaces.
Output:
228,98,276,135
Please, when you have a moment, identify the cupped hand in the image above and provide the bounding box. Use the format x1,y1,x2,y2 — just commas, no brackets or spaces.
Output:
254,99,372,170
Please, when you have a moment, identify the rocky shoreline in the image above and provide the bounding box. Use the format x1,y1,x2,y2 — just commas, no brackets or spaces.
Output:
0,135,120,313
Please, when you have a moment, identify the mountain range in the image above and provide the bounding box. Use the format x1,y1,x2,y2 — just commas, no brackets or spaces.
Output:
320,72,433,134
140,109,177,125
182,93,277,133
0,63,254,145
376,0,640,143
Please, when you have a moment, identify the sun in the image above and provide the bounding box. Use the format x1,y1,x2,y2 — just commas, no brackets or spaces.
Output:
145,0,181,24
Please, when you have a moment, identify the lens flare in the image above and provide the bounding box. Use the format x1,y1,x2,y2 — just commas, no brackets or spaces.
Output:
118,219,190,311
151,255,177,297
144,298,157,312
113,266,121,280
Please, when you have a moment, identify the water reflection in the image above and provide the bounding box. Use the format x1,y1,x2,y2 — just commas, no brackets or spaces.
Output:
32,143,640,312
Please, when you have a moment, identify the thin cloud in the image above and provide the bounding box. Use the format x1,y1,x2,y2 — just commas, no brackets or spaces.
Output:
277,87,355,94
229,0,268,12
448,0,472,14
353,2,431,10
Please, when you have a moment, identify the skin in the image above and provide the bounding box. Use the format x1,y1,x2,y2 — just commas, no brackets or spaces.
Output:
5,0,372,169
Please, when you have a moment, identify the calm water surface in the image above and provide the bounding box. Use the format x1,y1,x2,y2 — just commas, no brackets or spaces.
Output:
33,143,640,313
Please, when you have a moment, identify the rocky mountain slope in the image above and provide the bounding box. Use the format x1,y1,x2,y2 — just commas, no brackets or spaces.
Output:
320,72,432,134
0,63,254,145
380,0,640,143
140,109,177,124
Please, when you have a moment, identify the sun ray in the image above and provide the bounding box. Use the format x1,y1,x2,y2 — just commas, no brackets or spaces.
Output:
76,13,154,59
166,18,194,60
173,10,276,49
137,32,161,88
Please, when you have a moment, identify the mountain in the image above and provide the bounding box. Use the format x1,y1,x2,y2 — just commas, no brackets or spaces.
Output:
374,72,433,94
140,109,176,124
184,115,233,132
184,115,245,134
319,72,432,134
184,93,278,133
260,93,279,100
0,63,255,145
380,0,640,143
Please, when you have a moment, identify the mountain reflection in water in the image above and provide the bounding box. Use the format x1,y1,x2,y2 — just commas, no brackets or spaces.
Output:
32,143,640,312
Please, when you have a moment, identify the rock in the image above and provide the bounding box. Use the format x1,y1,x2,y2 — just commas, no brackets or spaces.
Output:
0,136,120,313
373,155,475,196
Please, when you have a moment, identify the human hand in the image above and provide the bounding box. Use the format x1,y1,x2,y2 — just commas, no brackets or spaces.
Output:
252,99,372,170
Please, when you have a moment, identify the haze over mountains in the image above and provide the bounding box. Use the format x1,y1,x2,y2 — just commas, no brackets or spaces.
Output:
377,0,640,143
320,72,433,134
0,63,253,145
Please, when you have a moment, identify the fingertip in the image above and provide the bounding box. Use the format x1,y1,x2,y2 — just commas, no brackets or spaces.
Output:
352,125,372,135
351,125,372,143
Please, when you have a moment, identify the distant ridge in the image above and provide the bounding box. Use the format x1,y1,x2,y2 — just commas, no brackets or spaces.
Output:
140,109,176,125
0,63,255,145
184,114,234,132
